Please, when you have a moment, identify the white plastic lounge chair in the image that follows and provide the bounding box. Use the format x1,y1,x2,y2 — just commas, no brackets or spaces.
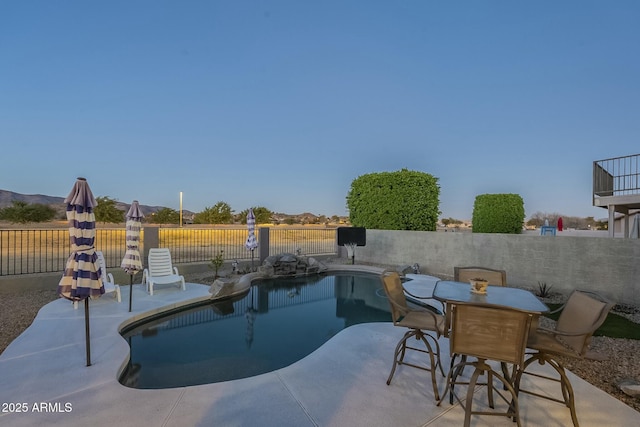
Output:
142,248,186,295
73,250,121,309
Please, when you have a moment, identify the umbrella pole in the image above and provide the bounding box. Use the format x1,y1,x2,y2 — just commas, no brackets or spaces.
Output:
85,298,91,366
251,250,254,272
129,274,133,312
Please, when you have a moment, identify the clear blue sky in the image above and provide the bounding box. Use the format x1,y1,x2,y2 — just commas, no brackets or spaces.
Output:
1,1,639,220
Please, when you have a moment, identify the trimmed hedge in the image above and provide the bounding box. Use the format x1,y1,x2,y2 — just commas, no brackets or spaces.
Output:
346,169,440,231
472,193,524,234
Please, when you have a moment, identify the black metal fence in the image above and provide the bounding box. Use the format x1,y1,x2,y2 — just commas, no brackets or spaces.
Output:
0,227,338,276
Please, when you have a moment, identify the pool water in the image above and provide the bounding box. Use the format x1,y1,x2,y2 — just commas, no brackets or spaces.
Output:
119,272,395,389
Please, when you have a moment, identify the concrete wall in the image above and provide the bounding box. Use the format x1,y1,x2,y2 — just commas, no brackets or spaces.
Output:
350,230,640,306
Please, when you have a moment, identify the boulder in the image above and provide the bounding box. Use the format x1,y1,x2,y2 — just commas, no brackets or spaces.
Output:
618,378,640,397
209,278,236,298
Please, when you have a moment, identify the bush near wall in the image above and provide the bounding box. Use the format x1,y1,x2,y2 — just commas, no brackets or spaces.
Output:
472,193,525,234
346,169,440,231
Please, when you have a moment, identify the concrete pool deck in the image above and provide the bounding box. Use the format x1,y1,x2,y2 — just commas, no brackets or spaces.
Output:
1,274,638,427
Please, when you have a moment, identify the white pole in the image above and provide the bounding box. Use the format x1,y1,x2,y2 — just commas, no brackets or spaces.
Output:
179,191,183,227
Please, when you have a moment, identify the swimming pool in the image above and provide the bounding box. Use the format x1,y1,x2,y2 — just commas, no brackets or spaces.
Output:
119,272,395,389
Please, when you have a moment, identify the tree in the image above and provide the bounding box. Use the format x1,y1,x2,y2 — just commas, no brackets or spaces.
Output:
346,168,440,231
472,193,525,234
238,206,273,224
0,201,56,223
441,217,463,227
150,207,180,224
194,201,233,224
94,196,124,223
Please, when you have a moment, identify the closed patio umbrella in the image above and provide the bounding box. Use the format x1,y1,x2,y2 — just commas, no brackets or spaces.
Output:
121,200,144,312
245,208,258,271
57,177,104,366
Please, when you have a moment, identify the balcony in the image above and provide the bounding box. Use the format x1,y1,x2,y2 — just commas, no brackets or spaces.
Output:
593,154,640,236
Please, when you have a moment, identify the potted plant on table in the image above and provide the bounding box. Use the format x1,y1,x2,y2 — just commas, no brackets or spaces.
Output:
469,277,489,294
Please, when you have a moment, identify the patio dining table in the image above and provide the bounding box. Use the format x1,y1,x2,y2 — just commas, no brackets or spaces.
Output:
433,281,550,337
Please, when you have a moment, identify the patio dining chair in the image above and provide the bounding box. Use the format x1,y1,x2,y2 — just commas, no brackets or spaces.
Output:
514,289,614,427
380,270,446,401
437,301,533,427
454,266,507,286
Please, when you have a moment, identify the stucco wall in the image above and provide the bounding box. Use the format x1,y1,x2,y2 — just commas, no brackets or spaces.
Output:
350,230,640,306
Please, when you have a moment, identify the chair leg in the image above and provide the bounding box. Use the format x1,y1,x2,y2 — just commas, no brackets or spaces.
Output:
461,362,522,427
449,354,468,404
492,368,522,427
463,365,485,427
424,332,445,376
438,358,473,407
386,329,442,401
386,331,412,385
486,369,495,409
515,353,579,427
416,331,441,401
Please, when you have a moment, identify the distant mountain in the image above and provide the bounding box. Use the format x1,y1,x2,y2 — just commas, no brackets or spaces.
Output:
0,190,346,222
0,189,179,217
0,190,64,207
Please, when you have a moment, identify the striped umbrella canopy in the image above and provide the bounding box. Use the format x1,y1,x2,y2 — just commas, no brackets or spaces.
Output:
245,208,258,251
121,201,144,274
57,177,103,366
121,200,144,312
245,208,258,270
58,177,104,302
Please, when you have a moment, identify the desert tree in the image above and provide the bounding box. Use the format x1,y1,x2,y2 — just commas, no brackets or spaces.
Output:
0,201,56,223
194,201,233,224
238,206,272,224
94,196,125,223
150,207,180,224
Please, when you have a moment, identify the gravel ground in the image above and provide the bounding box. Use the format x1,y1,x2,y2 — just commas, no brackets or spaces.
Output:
1,269,638,413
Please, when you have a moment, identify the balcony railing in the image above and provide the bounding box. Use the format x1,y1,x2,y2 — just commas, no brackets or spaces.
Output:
0,227,337,276
593,154,640,199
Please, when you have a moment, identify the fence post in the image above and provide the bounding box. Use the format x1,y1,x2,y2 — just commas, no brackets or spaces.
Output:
259,227,269,264
143,226,159,267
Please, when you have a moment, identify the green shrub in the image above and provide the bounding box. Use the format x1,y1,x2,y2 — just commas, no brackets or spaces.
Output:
209,250,225,279
346,168,440,231
472,193,524,234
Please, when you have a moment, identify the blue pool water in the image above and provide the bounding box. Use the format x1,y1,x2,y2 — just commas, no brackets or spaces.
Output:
119,272,396,389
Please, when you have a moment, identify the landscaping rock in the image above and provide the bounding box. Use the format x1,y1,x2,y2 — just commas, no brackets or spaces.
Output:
618,378,640,397
209,278,236,298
